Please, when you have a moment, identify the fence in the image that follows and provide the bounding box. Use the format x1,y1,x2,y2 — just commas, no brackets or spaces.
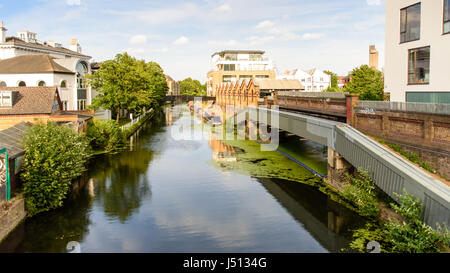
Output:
357,101,450,116
120,108,153,131
0,148,10,202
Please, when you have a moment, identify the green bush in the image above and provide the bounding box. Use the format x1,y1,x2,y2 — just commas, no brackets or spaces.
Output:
86,118,125,151
350,223,388,253
341,170,379,218
21,122,91,216
385,190,450,253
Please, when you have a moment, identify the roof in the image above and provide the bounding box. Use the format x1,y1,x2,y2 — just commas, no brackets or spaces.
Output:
165,75,175,82
0,54,74,74
254,79,304,90
1,36,91,59
0,86,60,115
0,122,31,158
211,50,265,57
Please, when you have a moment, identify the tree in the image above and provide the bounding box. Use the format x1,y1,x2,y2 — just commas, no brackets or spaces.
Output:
323,70,342,92
324,70,338,89
179,78,206,96
345,65,384,100
21,122,91,216
86,53,168,121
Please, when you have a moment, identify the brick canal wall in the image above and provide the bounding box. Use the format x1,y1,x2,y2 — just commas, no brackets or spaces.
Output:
0,196,26,243
353,108,450,179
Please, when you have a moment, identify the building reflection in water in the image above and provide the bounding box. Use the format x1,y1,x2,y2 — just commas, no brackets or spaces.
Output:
208,132,237,163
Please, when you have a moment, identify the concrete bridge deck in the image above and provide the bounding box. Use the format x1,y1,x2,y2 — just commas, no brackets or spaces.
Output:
249,106,450,228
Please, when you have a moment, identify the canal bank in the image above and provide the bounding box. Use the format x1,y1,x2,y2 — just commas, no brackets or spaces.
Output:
0,104,368,252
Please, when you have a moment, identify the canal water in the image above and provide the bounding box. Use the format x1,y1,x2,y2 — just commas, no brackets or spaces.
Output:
0,104,365,253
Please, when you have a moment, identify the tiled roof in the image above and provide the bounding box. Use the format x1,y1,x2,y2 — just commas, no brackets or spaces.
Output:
0,54,74,74
0,122,30,158
254,79,304,90
2,36,91,58
0,86,60,115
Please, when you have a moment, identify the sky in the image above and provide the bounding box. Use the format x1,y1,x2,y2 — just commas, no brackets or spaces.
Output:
0,0,386,82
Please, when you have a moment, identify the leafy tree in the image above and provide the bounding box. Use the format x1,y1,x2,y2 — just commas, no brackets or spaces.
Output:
324,70,338,88
86,53,168,121
345,65,384,100
21,122,91,216
86,118,126,152
179,77,206,96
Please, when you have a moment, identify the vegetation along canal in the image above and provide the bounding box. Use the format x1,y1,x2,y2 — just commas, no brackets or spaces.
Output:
0,104,366,253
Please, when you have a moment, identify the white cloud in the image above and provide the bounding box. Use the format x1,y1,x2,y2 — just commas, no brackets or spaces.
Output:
255,20,275,30
366,0,381,6
66,0,81,6
124,48,145,56
301,33,325,40
173,36,189,45
214,4,232,13
246,36,275,45
208,40,241,47
129,35,147,45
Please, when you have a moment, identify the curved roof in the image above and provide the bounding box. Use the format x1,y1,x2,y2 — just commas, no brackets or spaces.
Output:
0,54,75,74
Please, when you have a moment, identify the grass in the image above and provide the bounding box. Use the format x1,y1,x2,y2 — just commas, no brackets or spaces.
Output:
376,138,437,174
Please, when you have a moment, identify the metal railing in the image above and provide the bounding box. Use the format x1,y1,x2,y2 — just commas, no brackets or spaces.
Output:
120,108,153,131
357,101,450,115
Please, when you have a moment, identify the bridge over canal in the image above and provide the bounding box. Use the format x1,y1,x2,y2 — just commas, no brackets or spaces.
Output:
212,80,450,228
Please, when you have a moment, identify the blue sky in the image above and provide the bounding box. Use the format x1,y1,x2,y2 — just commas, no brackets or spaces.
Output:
0,0,385,81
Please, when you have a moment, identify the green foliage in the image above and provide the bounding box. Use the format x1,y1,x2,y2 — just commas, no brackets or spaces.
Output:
350,223,388,253
341,170,379,218
86,53,168,121
20,122,91,216
384,190,449,253
86,118,126,152
388,143,436,174
323,70,338,88
345,65,384,101
179,77,206,96
324,86,342,92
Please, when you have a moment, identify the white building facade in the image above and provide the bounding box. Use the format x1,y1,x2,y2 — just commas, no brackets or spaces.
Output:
278,68,331,92
385,0,450,103
0,21,111,117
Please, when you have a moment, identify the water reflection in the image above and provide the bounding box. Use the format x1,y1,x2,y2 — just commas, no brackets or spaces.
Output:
0,105,365,253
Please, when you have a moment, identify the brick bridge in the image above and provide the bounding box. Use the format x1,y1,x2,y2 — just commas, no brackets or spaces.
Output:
213,79,450,228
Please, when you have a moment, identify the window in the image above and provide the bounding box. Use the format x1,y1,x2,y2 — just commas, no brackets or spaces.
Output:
406,92,450,104
400,3,421,43
60,80,67,88
223,64,235,71
62,100,68,110
0,81,6,87
76,62,88,89
0,91,12,107
445,0,450,34
18,81,26,87
223,76,236,83
408,46,430,84
77,99,86,110
38,81,46,87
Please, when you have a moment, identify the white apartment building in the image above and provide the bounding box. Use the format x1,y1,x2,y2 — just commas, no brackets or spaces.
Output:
278,68,331,92
0,21,110,118
206,50,276,96
385,0,450,103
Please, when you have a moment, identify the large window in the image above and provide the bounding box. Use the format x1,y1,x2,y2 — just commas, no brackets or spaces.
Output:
401,3,421,43
408,46,430,85
406,92,450,104
223,76,236,83
76,62,88,89
223,64,235,71
445,0,450,34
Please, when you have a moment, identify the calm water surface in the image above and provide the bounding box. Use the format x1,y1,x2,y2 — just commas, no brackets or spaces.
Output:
0,104,365,253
